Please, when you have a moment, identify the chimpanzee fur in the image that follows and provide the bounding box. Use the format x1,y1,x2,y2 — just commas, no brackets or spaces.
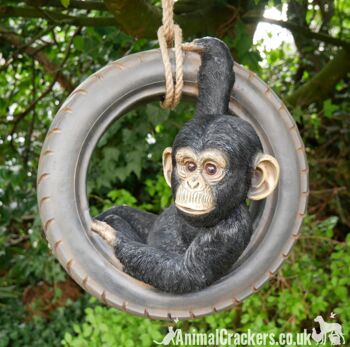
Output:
95,37,262,294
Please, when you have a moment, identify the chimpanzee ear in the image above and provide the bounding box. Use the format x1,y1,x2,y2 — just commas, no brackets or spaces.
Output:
162,147,173,187
248,154,280,200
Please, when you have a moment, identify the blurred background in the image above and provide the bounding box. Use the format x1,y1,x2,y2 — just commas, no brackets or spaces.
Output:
0,0,349,346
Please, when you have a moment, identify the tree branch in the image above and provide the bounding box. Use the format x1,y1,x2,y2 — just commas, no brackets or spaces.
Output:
285,48,350,108
0,6,115,26
27,0,107,11
0,26,74,91
243,15,350,50
23,58,37,169
103,0,239,39
2,3,349,50
0,24,55,72
1,2,242,38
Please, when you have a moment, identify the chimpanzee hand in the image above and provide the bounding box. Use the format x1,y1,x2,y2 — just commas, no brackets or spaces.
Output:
91,220,120,246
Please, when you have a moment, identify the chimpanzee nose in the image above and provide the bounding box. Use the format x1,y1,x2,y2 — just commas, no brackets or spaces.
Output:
187,180,199,189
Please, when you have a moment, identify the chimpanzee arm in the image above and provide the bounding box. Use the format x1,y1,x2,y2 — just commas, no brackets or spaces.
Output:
96,206,157,243
115,210,252,293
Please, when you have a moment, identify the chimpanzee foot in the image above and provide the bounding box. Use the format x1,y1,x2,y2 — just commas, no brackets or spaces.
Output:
91,220,118,246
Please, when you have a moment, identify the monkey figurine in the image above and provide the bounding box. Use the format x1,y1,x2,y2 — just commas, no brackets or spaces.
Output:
91,37,280,294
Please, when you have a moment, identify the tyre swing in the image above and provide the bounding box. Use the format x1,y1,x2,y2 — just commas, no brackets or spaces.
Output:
37,0,308,320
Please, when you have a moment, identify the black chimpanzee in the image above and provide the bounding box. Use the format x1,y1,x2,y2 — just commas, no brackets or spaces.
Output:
91,37,280,294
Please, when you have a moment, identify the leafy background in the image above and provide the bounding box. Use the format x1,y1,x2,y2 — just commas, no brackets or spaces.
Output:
0,0,349,346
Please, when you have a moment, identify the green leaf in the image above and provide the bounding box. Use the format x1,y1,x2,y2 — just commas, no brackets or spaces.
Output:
60,0,70,8
323,99,337,118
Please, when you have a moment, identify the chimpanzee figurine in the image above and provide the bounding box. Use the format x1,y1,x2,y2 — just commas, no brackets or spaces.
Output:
91,37,280,294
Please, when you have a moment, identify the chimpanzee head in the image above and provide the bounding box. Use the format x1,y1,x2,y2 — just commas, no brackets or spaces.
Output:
162,114,279,227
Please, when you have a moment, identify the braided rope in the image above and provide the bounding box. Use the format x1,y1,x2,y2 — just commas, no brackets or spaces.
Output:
161,0,175,44
157,26,175,108
157,0,199,109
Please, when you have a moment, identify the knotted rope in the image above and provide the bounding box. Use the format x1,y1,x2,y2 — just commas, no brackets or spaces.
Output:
157,0,199,109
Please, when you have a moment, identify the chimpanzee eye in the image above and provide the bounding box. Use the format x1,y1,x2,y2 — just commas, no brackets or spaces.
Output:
205,163,217,175
186,161,197,172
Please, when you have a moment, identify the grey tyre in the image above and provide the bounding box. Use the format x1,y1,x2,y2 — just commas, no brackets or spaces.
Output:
37,49,308,320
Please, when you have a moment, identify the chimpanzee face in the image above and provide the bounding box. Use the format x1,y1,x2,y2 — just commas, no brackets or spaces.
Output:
172,147,227,215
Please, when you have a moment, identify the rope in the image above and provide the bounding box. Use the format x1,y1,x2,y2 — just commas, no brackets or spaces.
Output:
160,0,175,44
157,0,199,109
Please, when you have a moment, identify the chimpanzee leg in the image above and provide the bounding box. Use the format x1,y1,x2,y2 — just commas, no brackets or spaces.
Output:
95,206,157,243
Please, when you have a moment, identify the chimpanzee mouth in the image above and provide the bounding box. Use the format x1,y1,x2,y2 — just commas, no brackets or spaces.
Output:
175,204,214,216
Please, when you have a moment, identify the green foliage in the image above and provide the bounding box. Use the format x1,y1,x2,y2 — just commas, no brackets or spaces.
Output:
1,214,66,287
142,176,173,211
240,216,350,333
220,22,262,73
60,0,70,8
323,99,338,119
107,189,138,207
0,295,93,347
63,302,164,347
